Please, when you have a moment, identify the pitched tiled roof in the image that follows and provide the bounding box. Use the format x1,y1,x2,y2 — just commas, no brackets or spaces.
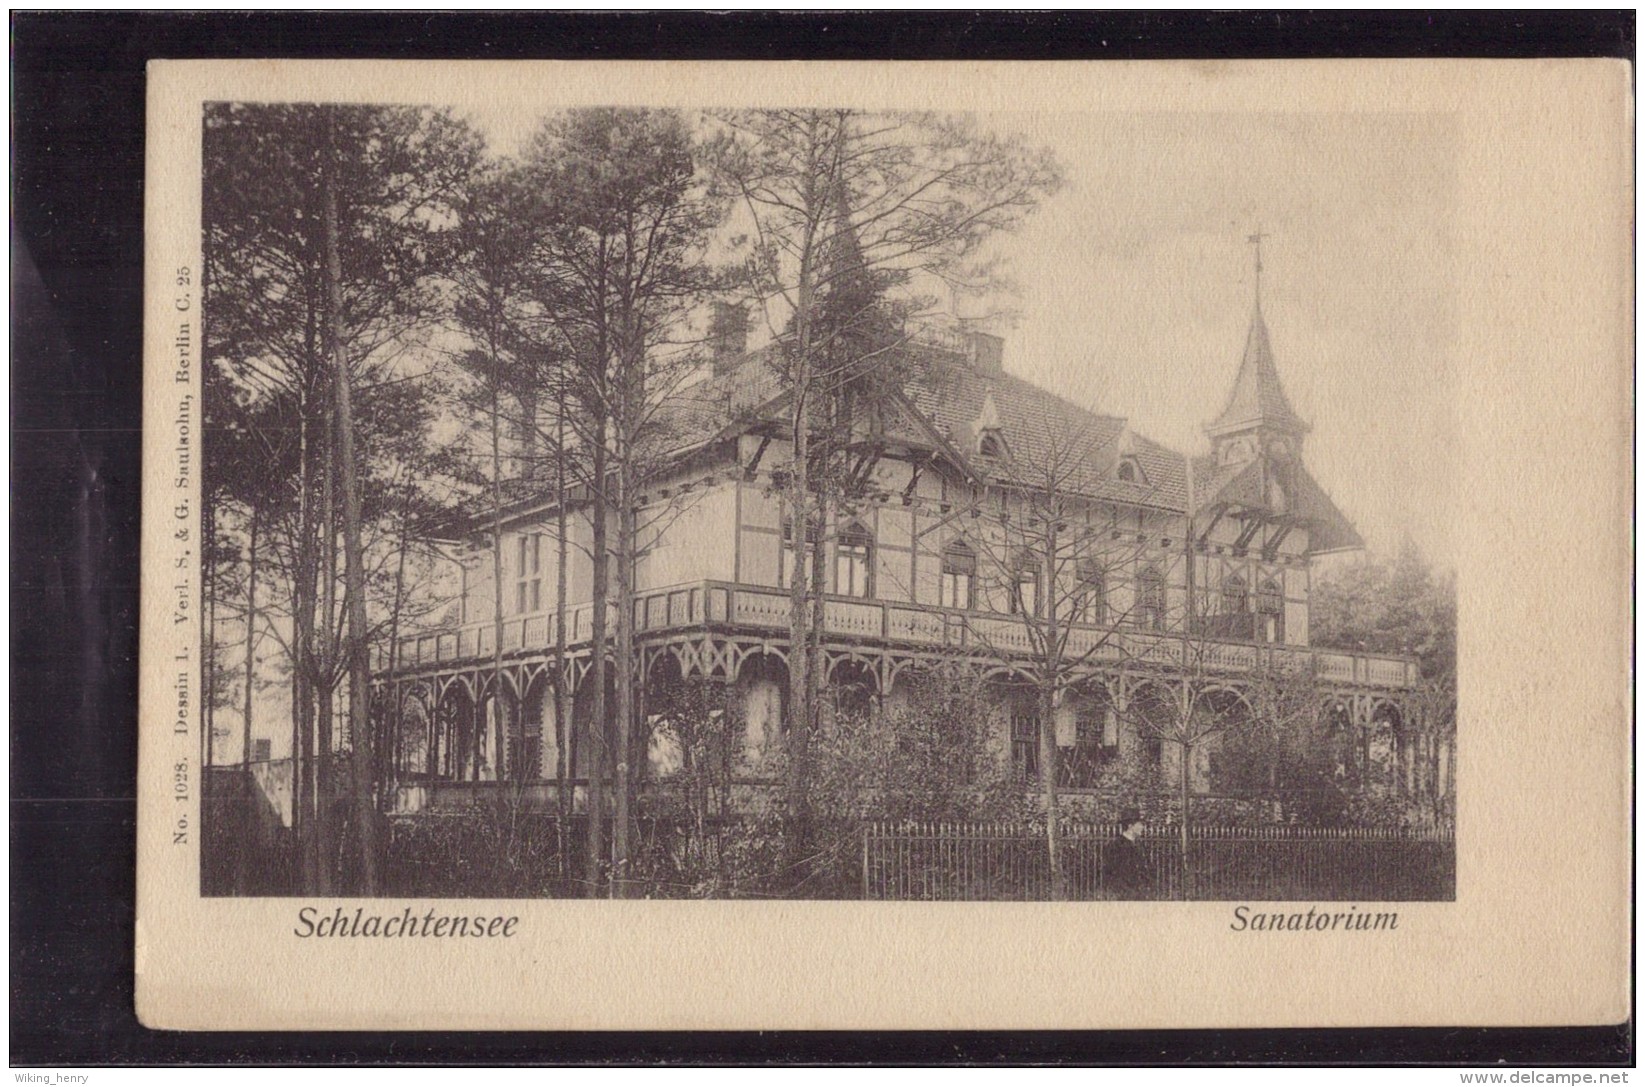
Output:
656,343,1191,511
456,331,1357,552
649,346,788,457
899,360,1189,510
1207,303,1308,437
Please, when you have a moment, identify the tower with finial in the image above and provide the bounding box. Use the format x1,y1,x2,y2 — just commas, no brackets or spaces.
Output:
1205,230,1310,469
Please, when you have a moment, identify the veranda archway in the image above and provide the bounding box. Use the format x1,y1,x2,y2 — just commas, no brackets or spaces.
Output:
433,678,477,782
396,687,433,781
825,657,879,721
1368,699,1407,793
472,677,520,784
1057,680,1118,789
511,672,552,783
1193,686,1252,794
1123,680,1179,789
643,652,688,779
570,663,617,780
1323,697,1358,784
734,651,789,765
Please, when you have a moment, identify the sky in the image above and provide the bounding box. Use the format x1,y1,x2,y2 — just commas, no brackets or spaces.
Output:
976,110,1458,570
472,106,1458,569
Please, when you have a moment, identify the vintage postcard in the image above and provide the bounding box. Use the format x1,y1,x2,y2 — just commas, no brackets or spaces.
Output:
136,59,1630,1030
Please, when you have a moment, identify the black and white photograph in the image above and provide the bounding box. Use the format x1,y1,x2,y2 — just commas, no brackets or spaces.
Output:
131,56,1627,1032
194,98,1457,905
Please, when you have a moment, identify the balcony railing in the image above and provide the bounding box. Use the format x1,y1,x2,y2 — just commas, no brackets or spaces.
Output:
381,579,1418,688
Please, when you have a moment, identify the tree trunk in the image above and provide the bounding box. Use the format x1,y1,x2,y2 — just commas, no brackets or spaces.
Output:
314,378,337,893
297,666,317,891
784,291,819,884
322,155,379,896
238,508,259,893
553,404,572,875
383,513,410,809
293,406,321,893
585,424,609,897
1040,680,1065,900
295,626,317,891
296,402,327,894
808,517,826,725
1178,737,1192,901
612,455,637,898
1040,526,1065,899
489,346,507,788
785,415,812,820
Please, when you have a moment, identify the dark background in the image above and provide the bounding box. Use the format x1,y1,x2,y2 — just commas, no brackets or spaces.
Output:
11,10,1633,1066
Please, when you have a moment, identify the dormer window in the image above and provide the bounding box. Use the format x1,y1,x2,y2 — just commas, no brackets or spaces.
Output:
973,392,1004,459
1117,456,1145,484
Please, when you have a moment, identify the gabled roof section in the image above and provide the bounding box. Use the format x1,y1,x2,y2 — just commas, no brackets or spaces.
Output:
1281,460,1363,553
901,358,1188,510
1191,455,1263,511
1207,302,1309,439
1192,453,1362,554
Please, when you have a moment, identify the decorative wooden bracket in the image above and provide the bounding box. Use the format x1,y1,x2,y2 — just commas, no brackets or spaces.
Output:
902,457,924,503
1261,520,1295,561
1196,505,1227,547
742,435,772,480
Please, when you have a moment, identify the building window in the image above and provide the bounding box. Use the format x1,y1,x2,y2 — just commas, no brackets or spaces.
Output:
780,514,817,589
1010,551,1041,616
1222,572,1248,614
835,521,874,599
1257,576,1285,643
978,430,1003,458
1136,566,1165,631
939,540,975,610
1073,561,1106,625
508,725,542,782
515,533,542,614
1011,713,1039,781
1117,459,1137,482
1060,706,1119,789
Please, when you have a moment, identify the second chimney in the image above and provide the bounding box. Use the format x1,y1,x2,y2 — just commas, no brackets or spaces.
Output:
709,301,751,376
967,331,1005,375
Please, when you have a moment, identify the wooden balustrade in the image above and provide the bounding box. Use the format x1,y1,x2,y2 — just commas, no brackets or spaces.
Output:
387,578,1417,688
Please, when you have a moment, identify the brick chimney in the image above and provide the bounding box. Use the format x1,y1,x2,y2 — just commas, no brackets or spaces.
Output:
967,331,1005,375
709,301,750,376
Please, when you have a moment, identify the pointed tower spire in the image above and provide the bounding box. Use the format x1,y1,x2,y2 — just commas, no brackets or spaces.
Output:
1206,232,1308,445
1249,228,1267,308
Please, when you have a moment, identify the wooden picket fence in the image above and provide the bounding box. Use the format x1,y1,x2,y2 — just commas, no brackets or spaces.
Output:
860,821,1456,901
